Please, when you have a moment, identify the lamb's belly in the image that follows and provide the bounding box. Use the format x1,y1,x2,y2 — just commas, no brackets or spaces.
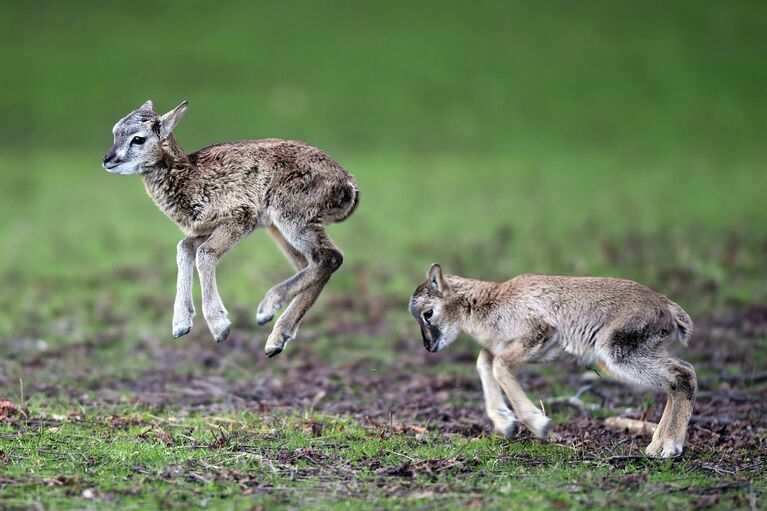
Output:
166,212,217,238
558,329,602,364
561,339,592,358
179,226,206,238
181,220,217,238
176,210,263,239
534,332,565,362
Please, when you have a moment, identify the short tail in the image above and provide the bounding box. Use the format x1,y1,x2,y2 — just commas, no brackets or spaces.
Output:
329,181,359,223
667,300,693,346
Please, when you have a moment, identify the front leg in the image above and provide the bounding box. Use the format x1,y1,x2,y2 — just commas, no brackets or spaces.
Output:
492,342,551,439
172,237,202,338
477,350,517,437
195,223,253,343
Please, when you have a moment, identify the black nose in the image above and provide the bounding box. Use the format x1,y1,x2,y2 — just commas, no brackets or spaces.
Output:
420,326,431,351
103,150,116,164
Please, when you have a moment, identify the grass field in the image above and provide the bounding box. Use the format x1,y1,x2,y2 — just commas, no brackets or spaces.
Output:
1,1,766,509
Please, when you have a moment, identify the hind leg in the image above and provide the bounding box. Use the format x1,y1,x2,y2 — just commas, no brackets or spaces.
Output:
267,225,308,270
261,226,324,357
606,355,696,458
259,221,342,356
257,221,342,324
265,285,327,357
646,395,673,453
646,359,696,457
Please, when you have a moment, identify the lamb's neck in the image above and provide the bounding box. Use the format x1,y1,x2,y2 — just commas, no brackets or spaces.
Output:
447,276,515,324
140,135,195,222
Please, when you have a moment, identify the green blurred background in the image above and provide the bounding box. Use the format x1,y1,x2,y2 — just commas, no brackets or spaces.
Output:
0,0,765,332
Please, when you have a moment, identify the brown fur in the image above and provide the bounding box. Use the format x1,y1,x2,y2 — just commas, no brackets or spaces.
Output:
104,101,358,356
140,137,358,238
409,265,696,458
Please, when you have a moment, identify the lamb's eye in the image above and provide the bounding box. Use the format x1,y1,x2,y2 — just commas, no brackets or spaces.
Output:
131,136,146,145
423,309,434,321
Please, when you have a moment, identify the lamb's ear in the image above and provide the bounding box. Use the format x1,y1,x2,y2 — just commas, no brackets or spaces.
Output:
159,100,189,139
427,263,447,295
139,100,155,112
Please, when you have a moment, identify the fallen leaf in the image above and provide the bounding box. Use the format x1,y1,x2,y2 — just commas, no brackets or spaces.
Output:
0,401,27,421
604,417,657,436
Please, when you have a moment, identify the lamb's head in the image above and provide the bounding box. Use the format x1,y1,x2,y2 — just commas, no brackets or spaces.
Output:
102,100,188,175
409,264,461,353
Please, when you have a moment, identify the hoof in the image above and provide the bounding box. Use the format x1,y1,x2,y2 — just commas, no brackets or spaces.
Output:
646,441,683,458
256,311,274,326
660,445,683,458
207,316,231,343
529,414,551,440
264,325,295,359
214,326,231,343
257,292,283,326
494,421,517,438
538,419,551,440
173,325,191,338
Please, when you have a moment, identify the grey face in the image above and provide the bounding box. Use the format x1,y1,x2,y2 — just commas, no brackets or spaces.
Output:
408,278,461,353
103,100,188,175
409,286,441,352
103,102,161,175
